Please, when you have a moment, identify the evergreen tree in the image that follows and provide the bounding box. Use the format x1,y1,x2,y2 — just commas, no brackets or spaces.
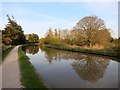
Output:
2,15,25,45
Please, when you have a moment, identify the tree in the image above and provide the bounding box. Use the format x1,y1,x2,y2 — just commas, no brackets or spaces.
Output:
2,15,25,45
61,29,71,44
75,16,108,46
26,33,39,43
32,34,39,43
95,29,112,48
45,28,53,38
43,28,61,44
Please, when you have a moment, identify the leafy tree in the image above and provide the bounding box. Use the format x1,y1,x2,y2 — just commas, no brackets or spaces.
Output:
26,33,39,43
2,15,25,45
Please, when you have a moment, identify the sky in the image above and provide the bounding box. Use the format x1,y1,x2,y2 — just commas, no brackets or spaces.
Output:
0,1,119,38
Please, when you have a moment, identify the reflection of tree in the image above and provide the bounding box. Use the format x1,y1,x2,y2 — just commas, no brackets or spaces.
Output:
72,56,110,83
23,45,39,55
41,47,86,63
41,48,59,63
41,47,110,82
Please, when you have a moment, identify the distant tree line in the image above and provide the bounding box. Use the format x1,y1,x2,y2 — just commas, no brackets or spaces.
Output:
2,15,119,50
42,16,115,49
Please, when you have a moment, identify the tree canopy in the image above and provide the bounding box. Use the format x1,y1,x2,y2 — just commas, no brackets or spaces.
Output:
2,15,25,45
74,16,112,47
26,33,39,43
43,16,112,48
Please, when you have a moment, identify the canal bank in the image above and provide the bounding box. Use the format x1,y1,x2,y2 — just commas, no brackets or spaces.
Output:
45,43,120,59
18,46,48,89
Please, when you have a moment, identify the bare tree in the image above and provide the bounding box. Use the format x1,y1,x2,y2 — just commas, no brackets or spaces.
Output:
75,16,106,46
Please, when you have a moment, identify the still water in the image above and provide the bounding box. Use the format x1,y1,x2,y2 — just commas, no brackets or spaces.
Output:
22,45,119,88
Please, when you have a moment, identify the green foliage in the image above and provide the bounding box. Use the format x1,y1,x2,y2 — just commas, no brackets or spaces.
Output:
26,33,39,43
2,15,26,45
2,46,15,61
44,37,61,44
18,46,47,89
0,54,1,62
43,28,61,45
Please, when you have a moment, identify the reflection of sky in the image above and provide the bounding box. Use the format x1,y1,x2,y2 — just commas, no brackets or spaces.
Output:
1,2,118,38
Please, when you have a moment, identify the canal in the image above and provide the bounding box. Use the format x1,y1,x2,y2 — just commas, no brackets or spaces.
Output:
22,45,119,88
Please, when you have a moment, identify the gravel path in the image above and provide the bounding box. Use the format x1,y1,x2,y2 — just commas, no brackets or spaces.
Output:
2,46,22,88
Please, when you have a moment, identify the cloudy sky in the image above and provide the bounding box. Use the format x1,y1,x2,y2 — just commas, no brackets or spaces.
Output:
0,0,119,38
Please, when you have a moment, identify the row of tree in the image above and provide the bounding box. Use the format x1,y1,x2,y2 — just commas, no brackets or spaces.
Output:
42,16,112,48
2,15,39,45
1,15,119,49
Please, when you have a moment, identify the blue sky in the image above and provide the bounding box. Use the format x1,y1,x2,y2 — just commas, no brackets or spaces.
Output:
0,1,118,38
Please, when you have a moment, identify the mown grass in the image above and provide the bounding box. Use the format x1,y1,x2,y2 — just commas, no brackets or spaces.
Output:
2,46,15,61
18,46,48,89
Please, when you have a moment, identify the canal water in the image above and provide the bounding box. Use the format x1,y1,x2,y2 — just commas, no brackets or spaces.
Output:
22,45,119,88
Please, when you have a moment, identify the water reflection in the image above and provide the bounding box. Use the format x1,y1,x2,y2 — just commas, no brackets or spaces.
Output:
22,45,39,55
23,45,118,87
72,56,109,83
40,47,110,83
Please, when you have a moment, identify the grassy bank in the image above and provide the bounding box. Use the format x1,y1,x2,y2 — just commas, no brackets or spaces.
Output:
45,43,120,59
0,52,2,63
2,46,15,61
18,46,48,89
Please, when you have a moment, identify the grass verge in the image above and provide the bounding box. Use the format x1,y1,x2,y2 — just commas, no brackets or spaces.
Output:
18,46,48,89
2,46,15,61
0,52,2,63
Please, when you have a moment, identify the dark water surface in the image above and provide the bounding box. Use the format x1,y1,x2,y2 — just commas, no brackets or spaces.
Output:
22,45,119,88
